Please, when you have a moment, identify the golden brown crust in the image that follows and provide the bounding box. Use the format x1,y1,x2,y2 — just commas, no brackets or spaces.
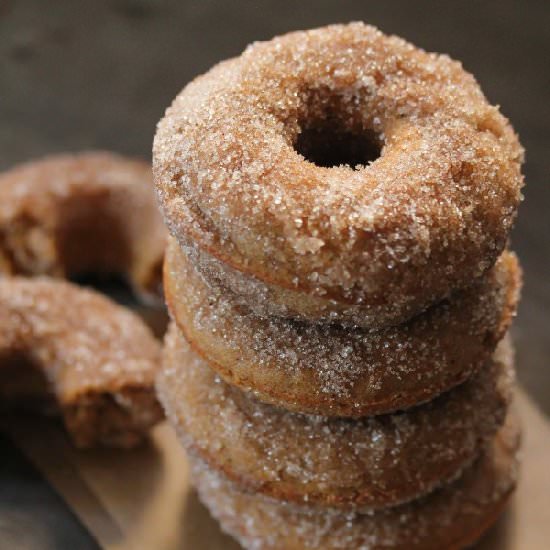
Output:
191,417,520,549
159,325,513,510
154,23,524,325
0,152,166,303
0,277,163,448
164,239,521,416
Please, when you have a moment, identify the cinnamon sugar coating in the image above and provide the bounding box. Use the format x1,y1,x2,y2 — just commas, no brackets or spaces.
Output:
164,239,520,416
192,416,520,549
159,325,513,510
187,240,419,329
153,22,524,325
0,152,166,303
0,277,163,448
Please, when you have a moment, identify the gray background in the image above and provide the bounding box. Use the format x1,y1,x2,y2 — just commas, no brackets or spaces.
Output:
1,0,548,411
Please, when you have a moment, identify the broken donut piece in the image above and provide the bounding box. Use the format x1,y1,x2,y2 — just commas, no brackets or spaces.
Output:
0,277,163,448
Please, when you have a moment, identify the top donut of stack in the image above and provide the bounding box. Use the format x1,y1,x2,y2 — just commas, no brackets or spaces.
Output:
153,22,524,329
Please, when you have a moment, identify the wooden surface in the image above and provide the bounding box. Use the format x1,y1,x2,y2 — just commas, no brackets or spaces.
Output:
1,389,548,550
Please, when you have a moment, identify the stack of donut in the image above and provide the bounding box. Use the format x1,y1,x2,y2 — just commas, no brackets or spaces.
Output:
154,23,525,549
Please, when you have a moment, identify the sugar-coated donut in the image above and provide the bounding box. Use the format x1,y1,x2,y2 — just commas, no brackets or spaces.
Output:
154,22,524,327
192,416,520,550
164,239,520,416
0,277,163,448
159,324,512,510
0,152,166,303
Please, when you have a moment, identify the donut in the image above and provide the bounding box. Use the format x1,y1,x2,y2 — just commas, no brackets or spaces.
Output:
153,22,524,328
164,238,520,416
159,324,512,510
0,152,166,303
192,415,520,550
0,277,163,448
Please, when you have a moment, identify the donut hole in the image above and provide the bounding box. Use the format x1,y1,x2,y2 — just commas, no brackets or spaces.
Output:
57,191,159,306
56,191,132,282
295,125,381,169
293,92,382,169
70,272,136,305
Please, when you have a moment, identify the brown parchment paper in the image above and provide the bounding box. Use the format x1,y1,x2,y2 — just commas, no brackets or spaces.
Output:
4,388,550,550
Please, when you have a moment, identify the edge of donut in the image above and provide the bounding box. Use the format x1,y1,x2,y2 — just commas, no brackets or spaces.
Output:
163,251,521,417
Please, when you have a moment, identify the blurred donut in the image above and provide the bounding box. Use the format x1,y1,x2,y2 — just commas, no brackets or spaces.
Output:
192,415,520,550
164,238,520,416
159,325,513,510
154,22,524,327
0,277,163,448
0,152,166,303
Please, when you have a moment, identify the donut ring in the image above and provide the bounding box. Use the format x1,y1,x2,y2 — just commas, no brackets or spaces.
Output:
154,22,524,327
159,325,512,510
192,416,520,550
0,277,163,448
164,238,520,416
0,152,166,303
